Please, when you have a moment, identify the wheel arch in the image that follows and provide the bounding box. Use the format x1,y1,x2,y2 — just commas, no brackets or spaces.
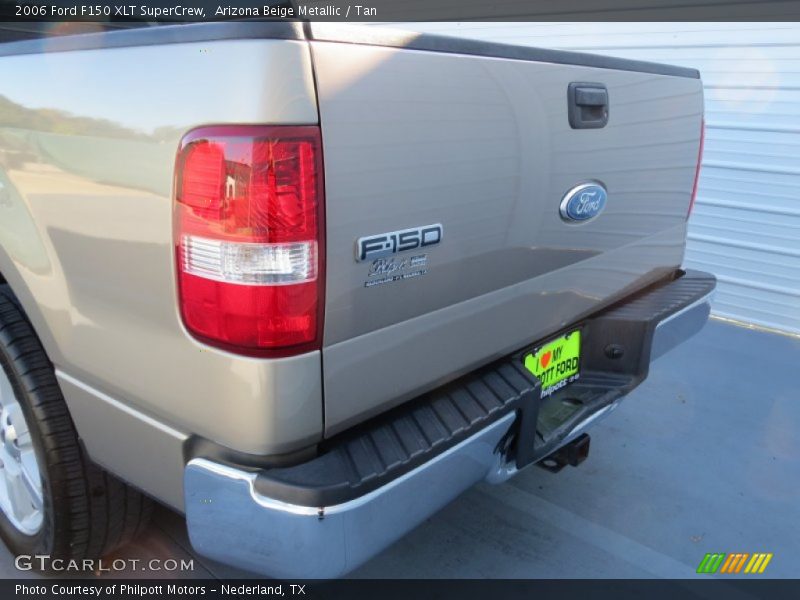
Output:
0,254,62,370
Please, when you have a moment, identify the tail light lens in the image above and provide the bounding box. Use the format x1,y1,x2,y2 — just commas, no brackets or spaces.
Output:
688,118,705,218
174,126,324,357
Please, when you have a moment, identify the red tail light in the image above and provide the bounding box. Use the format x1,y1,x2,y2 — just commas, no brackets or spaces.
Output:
688,118,705,218
174,126,324,357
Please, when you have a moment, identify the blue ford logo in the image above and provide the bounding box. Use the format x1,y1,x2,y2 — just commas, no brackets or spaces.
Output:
559,182,607,222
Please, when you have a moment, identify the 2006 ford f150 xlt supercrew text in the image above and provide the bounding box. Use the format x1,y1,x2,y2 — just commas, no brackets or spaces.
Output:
0,22,714,578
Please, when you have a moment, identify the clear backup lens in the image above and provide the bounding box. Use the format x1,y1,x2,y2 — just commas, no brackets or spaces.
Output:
182,235,317,285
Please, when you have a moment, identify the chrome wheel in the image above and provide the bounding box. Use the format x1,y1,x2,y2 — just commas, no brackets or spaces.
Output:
0,367,43,535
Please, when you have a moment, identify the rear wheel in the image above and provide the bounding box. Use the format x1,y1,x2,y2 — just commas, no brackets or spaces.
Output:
0,364,44,537
0,285,152,562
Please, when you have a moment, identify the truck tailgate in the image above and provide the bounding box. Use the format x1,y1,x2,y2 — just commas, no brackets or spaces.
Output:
309,26,704,436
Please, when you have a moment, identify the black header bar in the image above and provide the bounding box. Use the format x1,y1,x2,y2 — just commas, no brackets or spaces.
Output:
3,0,800,22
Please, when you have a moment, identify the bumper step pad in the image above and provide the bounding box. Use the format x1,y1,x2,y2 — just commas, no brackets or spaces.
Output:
254,361,539,506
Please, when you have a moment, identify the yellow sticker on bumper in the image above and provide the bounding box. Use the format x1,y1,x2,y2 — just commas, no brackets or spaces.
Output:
524,330,581,397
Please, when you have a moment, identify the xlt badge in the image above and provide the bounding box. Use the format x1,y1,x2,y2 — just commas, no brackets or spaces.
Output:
356,224,442,262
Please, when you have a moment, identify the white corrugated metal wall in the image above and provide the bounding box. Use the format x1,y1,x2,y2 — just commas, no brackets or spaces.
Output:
376,23,800,334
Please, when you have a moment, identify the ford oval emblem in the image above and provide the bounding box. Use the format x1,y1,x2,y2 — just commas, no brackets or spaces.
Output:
559,182,607,222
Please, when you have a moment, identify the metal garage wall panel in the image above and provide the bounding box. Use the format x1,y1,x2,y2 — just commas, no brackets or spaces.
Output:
376,22,800,334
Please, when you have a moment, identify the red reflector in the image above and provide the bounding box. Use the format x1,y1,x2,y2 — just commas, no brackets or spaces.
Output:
688,118,705,219
174,126,325,357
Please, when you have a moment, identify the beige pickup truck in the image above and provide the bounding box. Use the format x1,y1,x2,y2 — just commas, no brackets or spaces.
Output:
0,22,713,577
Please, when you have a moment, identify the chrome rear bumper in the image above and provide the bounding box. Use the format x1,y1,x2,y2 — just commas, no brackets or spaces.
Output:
185,413,516,579
184,270,715,579
651,291,713,361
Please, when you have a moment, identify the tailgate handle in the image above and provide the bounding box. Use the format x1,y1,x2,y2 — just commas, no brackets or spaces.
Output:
568,82,609,129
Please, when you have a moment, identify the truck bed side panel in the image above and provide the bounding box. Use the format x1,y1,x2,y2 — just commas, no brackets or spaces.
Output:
0,39,322,466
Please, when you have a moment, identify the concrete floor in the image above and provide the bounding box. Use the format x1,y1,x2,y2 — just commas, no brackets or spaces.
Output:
2,319,798,579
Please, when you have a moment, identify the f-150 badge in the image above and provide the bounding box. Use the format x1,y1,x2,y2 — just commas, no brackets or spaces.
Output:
356,224,442,262
560,182,607,222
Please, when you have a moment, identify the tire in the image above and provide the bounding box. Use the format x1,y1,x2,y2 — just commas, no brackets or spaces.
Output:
0,284,152,562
